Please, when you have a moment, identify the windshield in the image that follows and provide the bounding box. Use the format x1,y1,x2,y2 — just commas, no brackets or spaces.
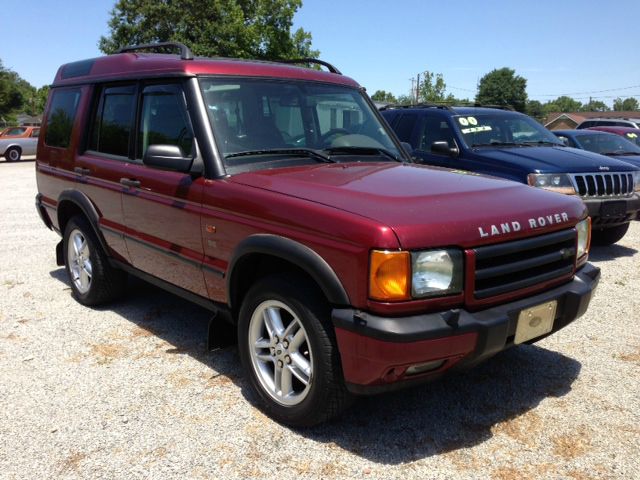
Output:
575,132,640,155
454,113,563,148
624,131,640,147
199,78,402,170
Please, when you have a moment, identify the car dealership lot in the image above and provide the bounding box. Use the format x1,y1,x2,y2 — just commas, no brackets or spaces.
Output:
1,160,639,479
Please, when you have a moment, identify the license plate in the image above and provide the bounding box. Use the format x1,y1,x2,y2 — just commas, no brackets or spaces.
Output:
599,201,626,218
515,300,557,344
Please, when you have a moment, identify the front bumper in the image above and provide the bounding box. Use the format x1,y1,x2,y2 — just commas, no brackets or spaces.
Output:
582,194,640,226
333,263,600,394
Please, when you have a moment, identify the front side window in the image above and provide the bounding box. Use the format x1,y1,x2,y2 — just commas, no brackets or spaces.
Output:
89,85,136,157
200,78,401,171
45,88,81,148
454,113,563,148
5,127,26,136
138,84,194,159
418,117,456,152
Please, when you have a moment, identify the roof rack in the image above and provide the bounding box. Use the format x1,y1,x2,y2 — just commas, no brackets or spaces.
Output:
378,102,453,111
279,58,341,75
470,103,514,111
116,42,194,60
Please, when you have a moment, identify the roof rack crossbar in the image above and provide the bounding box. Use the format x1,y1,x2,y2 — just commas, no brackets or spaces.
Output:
279,58,341,75
116,42,194,60
379,103,453,111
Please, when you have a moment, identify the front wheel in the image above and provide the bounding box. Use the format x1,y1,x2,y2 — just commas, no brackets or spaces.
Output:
238,275,352,427
5,146,21,162
592,223,630,246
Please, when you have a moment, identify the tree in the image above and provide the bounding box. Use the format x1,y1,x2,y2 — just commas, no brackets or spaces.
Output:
371,90,397,103
613,97,639,111
475,67,528,112
543,96,582,114
418,71,448,103
0,60,25,118
580,99,610,112
396,94,413,105
99,0,318,60
526,100,545,122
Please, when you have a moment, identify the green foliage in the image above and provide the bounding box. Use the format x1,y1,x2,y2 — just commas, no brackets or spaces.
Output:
579,99,610,112
99,0,318,60
418,72,448,103
542,95,582,114
613,97,639,111
0,60,48,122
526,100,545,122
371,90,397,103
475,67,527,112
396,94,413,106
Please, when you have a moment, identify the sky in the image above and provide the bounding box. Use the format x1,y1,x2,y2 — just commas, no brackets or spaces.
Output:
2,0,640,106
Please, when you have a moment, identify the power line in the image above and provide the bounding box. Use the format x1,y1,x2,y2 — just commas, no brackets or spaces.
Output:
447,84,640,97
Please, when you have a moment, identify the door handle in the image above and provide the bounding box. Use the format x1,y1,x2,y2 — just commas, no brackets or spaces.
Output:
119,178,141,188
74,167,91,175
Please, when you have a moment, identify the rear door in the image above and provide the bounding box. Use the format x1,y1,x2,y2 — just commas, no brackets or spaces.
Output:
121,82,207,297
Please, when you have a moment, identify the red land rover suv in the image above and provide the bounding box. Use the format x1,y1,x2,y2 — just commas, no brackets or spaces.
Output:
35,43,599,426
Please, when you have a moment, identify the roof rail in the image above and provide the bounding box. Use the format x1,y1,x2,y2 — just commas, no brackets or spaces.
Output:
279,58,341,75
379,102,453,111
471,103,514,111
116,42,194,60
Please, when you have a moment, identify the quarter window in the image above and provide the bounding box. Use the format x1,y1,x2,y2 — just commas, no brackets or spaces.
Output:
45,88,81,148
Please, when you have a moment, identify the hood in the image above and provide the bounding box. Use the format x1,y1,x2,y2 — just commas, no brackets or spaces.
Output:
606,153,640,169
475,145,639,173
230,163,587,249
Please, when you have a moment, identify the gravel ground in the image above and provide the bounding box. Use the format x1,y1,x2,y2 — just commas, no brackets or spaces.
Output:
1,160,639,479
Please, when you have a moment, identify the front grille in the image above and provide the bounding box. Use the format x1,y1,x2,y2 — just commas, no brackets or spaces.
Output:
572,172,634,197
473,229,576,299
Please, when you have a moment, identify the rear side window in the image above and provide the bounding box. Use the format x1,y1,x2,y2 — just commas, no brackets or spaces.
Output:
45,89,81,148
394,114,418,143
138,84,194,159
89,85,136,157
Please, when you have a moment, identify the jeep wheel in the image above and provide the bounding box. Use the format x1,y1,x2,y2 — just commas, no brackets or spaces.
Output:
63,215,126,306
238,275,352,427
5,146,21,162
592,223,630,246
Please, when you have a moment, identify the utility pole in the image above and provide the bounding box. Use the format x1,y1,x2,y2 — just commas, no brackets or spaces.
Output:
416,73,421,103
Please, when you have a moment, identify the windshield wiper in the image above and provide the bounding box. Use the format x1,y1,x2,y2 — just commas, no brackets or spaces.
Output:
602,151,639,156
521,140,564,146
323,146,402,162
225,148,334,163
471,141,524,147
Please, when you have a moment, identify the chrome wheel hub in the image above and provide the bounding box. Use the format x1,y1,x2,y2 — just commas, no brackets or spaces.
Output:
248,300,313,406
67,229,92,294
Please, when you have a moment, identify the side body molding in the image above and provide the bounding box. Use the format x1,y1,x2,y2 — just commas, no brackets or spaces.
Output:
227,234,351,309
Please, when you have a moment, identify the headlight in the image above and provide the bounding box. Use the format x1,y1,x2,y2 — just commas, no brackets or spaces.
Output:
411,249,463,298
633,171,640,192
527,173,576,195
369,249,463,301
576,217,591,259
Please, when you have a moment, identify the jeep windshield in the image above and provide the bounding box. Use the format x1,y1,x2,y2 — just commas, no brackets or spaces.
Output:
573,132,640,156
454,113,564,149
199,78,403,171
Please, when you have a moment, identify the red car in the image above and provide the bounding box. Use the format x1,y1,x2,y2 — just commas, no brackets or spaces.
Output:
0,126,40,139
35,42,599,426
588,126,640,147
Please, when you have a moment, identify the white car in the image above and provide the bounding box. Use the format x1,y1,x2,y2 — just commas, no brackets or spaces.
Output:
0,136,38,161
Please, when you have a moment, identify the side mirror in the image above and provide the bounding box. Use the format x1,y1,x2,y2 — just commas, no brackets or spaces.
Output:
431,140,459,157
143,144,193,173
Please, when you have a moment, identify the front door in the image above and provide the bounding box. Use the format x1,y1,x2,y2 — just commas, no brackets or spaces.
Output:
121,82,207,297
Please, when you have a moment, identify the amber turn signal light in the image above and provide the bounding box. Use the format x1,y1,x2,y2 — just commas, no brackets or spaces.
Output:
369,250,411,301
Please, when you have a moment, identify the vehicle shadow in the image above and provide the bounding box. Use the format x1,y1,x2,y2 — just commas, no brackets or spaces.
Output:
49,268,582,464
589,243,637,261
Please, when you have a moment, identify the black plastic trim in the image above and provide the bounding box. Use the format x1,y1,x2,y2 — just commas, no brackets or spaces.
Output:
57,190,110,254
227,234,350,308
34,194,53,230
117,42,194,60
582,195,640,226
110,259,229,316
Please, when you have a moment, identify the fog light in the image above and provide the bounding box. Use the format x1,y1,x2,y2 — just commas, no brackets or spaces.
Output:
405,359,446,376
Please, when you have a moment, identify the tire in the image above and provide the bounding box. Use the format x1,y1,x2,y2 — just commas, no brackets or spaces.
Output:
4,146,21,162
237,274,353,427
63,215,127,306
591,223,630,246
